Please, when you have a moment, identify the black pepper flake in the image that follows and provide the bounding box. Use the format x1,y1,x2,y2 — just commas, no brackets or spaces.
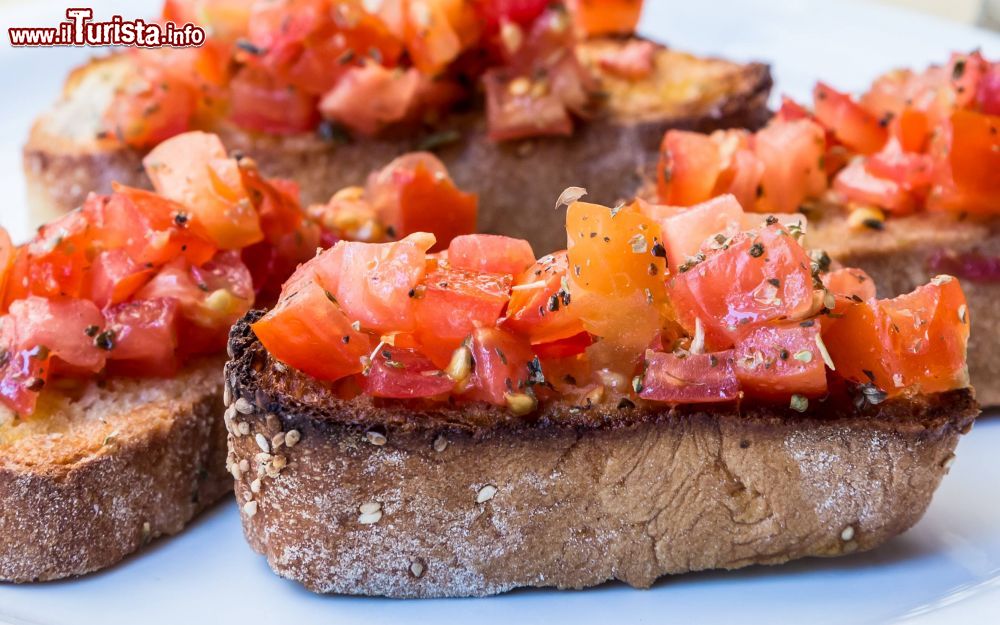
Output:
651,242,666,258
382,350,392,360
235,39,264,55
765,215,778,226
26,377,45,392
854,382,889,409
408,288,417,298
173,212,189,227
547,294,560,312
953,58,966,80
779,348,790,360
748,242,765,258
767,278,780,287
342,336,351,344
648,263,658,276
94,329,116,351
863,218,885,231
84,325,100,337
495,348,507,365
862,369,876,383
526,357,545,386
709,355,719,368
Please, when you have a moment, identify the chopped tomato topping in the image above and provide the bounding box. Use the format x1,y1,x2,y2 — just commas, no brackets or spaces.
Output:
228,68,321,135
596,39,656,79
734,323,827,400
104,298,181,377
319,64,421,136
367,153,478,251
823,277,969,397
413,266,512,366
651,194,744,274
252,280,370,381
639,350,739,404
364,347,454,399
657,130,722,206
143,132,264,250
464,326,534,405
568,0,644,36
753,119,827,213
833,158,915,214
813,82,888,155
667,225,814,350
447,234,535,276
504,251,584,344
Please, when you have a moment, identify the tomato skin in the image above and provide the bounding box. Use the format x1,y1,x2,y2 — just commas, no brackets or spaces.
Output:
412,267,512,367
0,228,12,310
813,82,888,155
367,154,478,251
823,277,969,396
483,68,575,142
978,64,1000,115
143,132,264,250
753,119,827,214
465,326,534,405
107,186,218,267
667,225,815,350
734,323,827,400
253,280,371,381
229,68,321,135
447,234,535,276
946,110,1000,205
504,251,584,345
639,350,740,404
530,331,591,360
364,347,454,399
657,130,721,206
104,298,180,377
864,138,935,194
822,267,876,319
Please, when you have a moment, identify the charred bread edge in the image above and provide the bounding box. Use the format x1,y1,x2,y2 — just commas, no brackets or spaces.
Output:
0,371,230,583
222,310,979,597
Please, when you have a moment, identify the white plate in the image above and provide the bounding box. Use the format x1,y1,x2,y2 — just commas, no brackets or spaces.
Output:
1,1,1000,623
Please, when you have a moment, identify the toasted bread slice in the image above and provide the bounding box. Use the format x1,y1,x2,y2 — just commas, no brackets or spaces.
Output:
24,38,771,252
0,358,228,582
223,312,978,598
806,208,1000,406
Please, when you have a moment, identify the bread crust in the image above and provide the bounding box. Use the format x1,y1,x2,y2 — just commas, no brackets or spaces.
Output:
807,208,1000,406
0,359,230,582
23,41,771,252
223,313,978,598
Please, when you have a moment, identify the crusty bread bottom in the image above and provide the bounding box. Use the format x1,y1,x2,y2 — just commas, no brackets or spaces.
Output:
808,210,1000,407
224,313,978,598
0,358,229,582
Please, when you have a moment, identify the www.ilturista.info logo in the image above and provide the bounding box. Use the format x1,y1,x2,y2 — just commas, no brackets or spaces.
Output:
9,8,205,48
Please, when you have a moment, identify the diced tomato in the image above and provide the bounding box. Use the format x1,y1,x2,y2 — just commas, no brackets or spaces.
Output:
322,233,436,333
464,326,534,405
568,0,643,36
978,63,1000,115
229,68,321,135
667,224,815,350
566,201,668,371
364,347,454,399
946,110,1000,205
639,350,740,404
892,107,931,153
475,0,549,30
136,251,253,352
813,82,888,155
88,250,155,308
823,276,969,396
400,0,463,74
653,194,744,273
252,280,371,381
447,234,534,276
753,119,827,213
413,267,511,366
822,267,876,317
143,132,264,250
833,158,914,213
504,251,584,344
0,228,14,309
775,95,812,122
734,323,827,400
319,63,421,136
657,130,722,206
864,138,935,194
530,331,591,360
0,297,110,413
103,298,180,377
483,68,575,142
103,69,195,149
366,153,477,251
107,186,218,267
163,0,252,45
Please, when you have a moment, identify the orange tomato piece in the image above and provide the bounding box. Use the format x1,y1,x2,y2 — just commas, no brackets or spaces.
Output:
657,130,722,206
504,251,584,345
652,194,744,274
813,82,889,155
252,280,371,381
568,0,644,36
753,118,827,213
464,326,534,405
143,132,264,250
